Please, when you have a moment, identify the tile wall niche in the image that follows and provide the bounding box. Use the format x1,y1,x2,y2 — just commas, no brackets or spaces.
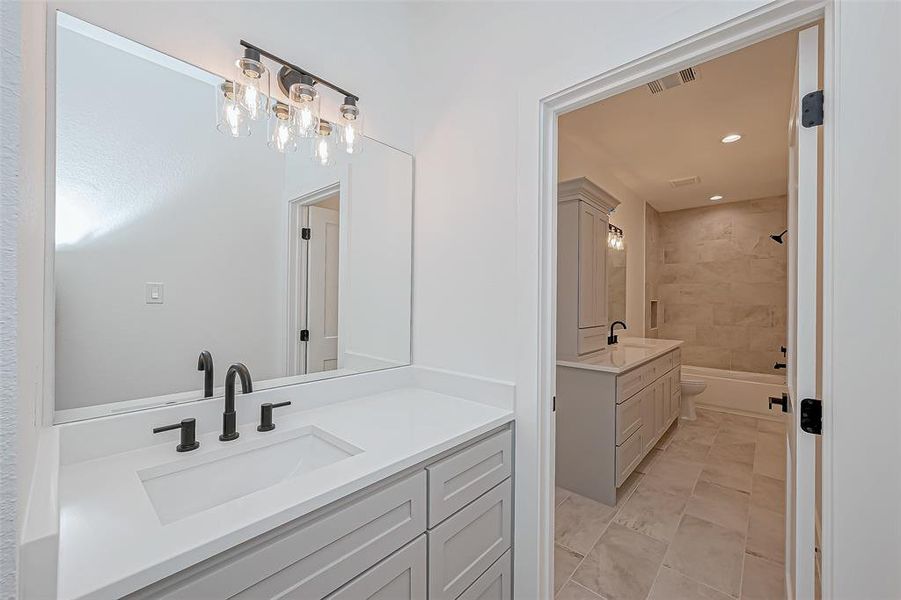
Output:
646,196,788,374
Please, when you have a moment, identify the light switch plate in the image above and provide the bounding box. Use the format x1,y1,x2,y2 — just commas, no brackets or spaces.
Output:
145,282,164,304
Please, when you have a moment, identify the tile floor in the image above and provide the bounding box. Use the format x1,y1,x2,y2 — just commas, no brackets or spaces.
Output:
555,409,787,600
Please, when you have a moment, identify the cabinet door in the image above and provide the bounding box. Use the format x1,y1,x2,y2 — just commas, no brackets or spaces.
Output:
654,379,667,437
578,202,601,328
326,535,426,600
640,388,656,453
593,209,608,330
457,550,512,600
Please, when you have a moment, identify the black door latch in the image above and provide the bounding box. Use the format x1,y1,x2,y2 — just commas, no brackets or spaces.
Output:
800,398,822,435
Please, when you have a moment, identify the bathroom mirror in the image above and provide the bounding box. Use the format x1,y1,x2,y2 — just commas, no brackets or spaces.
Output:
51,13,413,422
607,239,627,324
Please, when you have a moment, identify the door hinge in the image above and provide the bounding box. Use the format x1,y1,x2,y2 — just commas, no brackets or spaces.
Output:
802,90,824,128
800,398,822,435
299,329,309,342
301,227,311,240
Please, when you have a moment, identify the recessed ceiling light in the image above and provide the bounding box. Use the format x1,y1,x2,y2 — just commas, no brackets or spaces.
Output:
721,133,742,144
709,195,724,201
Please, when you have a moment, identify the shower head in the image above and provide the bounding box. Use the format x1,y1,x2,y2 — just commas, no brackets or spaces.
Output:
770,229,788,244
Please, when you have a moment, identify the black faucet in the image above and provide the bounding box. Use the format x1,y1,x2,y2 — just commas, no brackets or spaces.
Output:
220,363,253,441
608,321,627,345
197,350,214,398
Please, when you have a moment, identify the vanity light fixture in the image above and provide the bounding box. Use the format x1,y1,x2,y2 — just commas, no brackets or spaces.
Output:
608,223,624,250
268,102,298,153
721,133,742,143
217,40,363,158
709,194,724,201
312,120,336,166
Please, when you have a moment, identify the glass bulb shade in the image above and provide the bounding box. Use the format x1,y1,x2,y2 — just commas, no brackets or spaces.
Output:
235,57,269,121
338,102,364,154
216,81,251,137
289,82,320,138
268,103,298,153
312,121,336,166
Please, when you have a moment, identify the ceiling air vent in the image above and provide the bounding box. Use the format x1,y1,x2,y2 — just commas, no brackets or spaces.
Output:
647,66,699,94
669,176,701,188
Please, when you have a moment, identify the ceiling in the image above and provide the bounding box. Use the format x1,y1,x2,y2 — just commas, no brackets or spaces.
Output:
559,29,799,212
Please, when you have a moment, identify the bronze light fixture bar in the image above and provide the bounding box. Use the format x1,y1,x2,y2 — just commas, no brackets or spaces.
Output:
239,40,360,102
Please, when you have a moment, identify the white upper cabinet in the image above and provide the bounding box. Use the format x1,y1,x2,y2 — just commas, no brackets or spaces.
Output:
557,178,620,360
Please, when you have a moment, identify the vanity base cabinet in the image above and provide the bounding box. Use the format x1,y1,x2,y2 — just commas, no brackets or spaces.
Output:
556,348,681,506
126,426,513,600
457,550,512,600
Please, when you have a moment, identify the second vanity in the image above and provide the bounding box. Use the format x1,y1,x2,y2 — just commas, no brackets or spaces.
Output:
50,379,514,600
556,338,682,505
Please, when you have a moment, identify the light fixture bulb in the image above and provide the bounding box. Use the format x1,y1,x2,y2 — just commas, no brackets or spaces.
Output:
235,52,269,121
290,79,320,138
721,133,742,143
709,195,724,201
338,96,364,154
268,102,297,153
216,81,251,137
311,120,335,166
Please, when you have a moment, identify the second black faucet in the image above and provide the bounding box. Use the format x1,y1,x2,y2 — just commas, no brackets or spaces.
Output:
220,363,253,441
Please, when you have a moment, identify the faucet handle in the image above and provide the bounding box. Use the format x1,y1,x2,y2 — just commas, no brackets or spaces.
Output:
153,418,200,452
257,402,292,432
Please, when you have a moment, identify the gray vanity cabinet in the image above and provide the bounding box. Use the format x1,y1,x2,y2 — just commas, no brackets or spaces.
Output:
126,426,513,600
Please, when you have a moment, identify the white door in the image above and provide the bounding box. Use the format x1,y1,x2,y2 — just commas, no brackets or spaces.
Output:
307,206,340,373
786,24,819,600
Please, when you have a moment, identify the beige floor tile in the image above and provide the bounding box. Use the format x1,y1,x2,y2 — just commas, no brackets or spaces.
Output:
746,505,785,563
556,486,572,507
685,480,751,532
673,423,719,445
556,580,604,600
750,473,785,515
644,457,704,498
700,454,755,493
556,492,616,555
573,523,667,600
753,447,786,481
721,413,760,429
708,440,756,466
715,426,759,445
649,566,732,600
555,544,585,594
663,439,711,464
655,423,679,450
614,481,688,542
757,418,786,434
664,514,745,597
740,554,786,600
615,471,643,508
694,409,724,429
755,431,785,455
636,449,662,475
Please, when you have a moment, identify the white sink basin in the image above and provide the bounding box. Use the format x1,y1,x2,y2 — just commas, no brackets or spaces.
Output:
139,426,362,524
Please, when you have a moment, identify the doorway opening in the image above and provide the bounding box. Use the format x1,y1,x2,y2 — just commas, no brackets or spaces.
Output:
287,184,341,377
550,22,824,600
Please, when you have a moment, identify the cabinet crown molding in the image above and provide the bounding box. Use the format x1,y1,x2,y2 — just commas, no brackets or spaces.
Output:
558,177,621,214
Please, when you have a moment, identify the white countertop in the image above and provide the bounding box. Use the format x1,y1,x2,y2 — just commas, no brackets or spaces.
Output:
556,337,683,374
57,388,513,600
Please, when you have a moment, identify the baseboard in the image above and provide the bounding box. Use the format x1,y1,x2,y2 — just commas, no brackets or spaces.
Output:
694,402,783,422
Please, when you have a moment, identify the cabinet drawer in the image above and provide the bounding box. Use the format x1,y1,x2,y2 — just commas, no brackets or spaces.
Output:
577,326,606,355
428,479,512,600
616,391,643,444
616,366,646,403
325,535,427,600
672,348,682,367
136,472,426,600
428,429,513,527
616,426,644,486
457,550,512,600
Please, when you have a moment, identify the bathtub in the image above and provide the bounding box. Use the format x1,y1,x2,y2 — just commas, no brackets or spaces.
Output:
682,365,787,419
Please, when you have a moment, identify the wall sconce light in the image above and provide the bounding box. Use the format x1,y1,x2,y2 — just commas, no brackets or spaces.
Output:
217,40,363,160
268,102,297,153
608,223,624,250
312,120,336,166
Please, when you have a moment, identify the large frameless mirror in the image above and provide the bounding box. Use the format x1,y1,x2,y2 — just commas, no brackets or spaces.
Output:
52,13,413,422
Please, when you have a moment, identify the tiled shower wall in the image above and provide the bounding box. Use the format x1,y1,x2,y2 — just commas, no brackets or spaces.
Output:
646,196,788,374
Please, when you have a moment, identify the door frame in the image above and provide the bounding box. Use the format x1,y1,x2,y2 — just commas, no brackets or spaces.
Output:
529,1,833,598
286,182,341,376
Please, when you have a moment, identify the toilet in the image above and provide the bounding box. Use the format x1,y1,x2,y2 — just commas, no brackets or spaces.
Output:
680,378,707,420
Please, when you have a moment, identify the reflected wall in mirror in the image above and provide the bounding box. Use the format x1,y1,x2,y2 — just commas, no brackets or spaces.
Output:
607,235,627,324
53,13,413,421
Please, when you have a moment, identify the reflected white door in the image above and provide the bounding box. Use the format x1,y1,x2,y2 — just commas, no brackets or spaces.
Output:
786,24,819,600
307,206,340,373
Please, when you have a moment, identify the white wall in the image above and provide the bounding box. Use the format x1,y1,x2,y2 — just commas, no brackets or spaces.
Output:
558,132,647,335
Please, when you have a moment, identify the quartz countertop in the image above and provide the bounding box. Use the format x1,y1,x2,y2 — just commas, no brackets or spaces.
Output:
557,337,683,374
56,388,514,600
